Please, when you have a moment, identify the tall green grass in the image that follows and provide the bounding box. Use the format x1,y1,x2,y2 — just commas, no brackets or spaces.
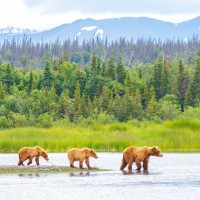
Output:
0,117,199,153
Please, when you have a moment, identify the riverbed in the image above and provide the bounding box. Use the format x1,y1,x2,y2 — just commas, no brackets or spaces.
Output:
0,153,199,200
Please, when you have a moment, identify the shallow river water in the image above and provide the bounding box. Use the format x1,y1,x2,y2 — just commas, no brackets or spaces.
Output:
0,153,199,200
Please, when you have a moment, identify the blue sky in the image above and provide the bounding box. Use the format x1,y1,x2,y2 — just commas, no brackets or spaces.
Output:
0,0,199,30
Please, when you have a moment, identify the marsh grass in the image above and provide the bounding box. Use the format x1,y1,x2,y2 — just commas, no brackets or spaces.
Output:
0,118,199,153
0,165,106,175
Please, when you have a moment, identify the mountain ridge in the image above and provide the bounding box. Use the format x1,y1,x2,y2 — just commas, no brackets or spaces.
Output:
0,16,200,42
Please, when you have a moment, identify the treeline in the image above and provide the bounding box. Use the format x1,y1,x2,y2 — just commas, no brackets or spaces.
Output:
0,35,199,69
0,45,200,128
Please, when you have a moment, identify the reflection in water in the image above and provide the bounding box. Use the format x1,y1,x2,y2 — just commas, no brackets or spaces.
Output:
122,170,149,175
70,172,90,177
18,174,40,177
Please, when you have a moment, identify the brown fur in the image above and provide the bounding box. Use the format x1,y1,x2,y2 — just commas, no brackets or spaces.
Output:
120,146,163,171
18,146,49,166
67,147,98,169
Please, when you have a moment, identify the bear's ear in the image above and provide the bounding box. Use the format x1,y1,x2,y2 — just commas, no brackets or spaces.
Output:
152,146,157,153
35,146,42,152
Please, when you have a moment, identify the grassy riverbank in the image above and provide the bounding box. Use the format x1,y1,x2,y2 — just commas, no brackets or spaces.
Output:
0,117,199,153
0,166,105,175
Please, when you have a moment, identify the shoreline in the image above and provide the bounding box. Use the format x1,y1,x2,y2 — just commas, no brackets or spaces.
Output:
0,165,107,175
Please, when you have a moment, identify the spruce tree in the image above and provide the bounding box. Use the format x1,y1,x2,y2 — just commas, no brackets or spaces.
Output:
87,96,93,114
91,53,97,72
124,72,132,94
60,52,69,64
184,86,193,107
0,80,6,99
3,64,13,94
153,59,163,99
27,71,33,94
138,68,142,79
191,45,200,105
182,69,190,98
146,87,157,119
113,94,124,121
106,56,115,80
116,55,126,84
171,75,181,100
49,86,57,118
107,93,114,115
177,60,185,111
160,61,169,98
74,82,82,122
81,92,88,118
101,86,110,111
101,62,106,77
43,53,53,90
58,89,71,119
132,89,143,120
122,87,132,120
142,82,150,109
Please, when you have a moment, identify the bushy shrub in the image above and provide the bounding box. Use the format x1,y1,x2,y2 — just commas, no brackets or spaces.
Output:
0,116,9,129
0,105,8,116
79,112,117,126
157,101,181,120
96,112,117,124
157,95,181,120
10,113,28,127
4,95,19,113
53,118,70,127
183,105,200,118
37,113,52,128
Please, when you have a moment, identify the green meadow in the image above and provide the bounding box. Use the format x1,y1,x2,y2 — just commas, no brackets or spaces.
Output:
0,117,199,153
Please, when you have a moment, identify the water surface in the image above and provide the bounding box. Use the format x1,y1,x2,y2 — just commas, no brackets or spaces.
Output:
0,153,199,200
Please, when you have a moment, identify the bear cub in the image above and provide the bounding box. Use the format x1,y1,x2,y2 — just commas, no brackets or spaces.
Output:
67,147,98,169
18,146,49,166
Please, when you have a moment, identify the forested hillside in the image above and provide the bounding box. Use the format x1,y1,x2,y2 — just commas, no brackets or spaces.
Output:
0,36,199,69
0,42,199,128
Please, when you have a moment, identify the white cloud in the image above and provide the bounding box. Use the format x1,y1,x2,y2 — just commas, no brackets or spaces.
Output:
23,0,200,15
0,0,199,30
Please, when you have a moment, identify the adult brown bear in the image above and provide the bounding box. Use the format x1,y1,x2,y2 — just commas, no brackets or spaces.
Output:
120,146,163,171
67,147,98,169
18,146,49,166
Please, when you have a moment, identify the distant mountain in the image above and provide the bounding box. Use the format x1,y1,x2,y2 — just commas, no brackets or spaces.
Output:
0,26,36,35
1,16,200,42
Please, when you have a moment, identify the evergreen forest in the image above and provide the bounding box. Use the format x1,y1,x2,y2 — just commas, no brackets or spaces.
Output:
0,37,200,129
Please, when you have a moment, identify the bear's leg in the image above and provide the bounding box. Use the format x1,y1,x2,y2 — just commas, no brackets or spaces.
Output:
85,158,92,170
18,158,21,166
18,155,25,166
79,159,84,169
35,156,40,166
120,156,127,170
143,161,149,171
135,159,142,170
128,162,133,171
19,157,28,166
18,155,21,166
27,157,33,165
19,161,24,166
70,159,75,168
